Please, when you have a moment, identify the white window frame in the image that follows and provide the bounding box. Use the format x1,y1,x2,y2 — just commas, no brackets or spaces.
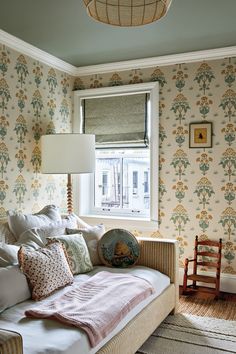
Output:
73,82,159,229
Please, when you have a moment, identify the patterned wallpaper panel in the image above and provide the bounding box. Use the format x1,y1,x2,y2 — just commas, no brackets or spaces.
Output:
0,43,74,215
0,39,236,274
74,58,236,273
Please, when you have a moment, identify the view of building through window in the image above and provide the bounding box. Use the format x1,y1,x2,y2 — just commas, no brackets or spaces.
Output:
94,150,150,214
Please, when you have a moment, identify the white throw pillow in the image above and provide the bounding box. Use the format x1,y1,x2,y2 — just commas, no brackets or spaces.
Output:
15,229,45,250
0,222,16,244
68,214,91,229
7,205,62,240
0,243,19,267
0,265,31,313
66,224,105,265
12,214,79,253
38,214,78,241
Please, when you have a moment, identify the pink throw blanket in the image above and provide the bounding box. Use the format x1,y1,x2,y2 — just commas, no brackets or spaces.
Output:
25,271,154,347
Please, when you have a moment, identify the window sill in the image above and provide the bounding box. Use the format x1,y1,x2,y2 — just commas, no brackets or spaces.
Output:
80,214,159,231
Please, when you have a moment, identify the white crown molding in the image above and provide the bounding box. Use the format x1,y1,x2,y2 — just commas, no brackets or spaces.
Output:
76,46,236,76
1,28,236,77
0,29,77,76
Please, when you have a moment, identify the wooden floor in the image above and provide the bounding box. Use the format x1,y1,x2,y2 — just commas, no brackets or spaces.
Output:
179,286,236,302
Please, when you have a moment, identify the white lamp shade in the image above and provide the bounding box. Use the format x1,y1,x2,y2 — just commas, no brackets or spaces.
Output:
41,134,95,174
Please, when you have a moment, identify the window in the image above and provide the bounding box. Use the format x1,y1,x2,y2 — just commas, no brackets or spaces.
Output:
96,158,120,207
132,171,138,195
102,171,109,196
73,82,159,222
94,150,149,216
144,171,149,194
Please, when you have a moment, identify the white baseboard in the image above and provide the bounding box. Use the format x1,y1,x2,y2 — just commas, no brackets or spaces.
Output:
179,268,236,294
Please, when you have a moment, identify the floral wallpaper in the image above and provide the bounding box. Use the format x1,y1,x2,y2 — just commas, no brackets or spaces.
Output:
74,57,236,273
0,38,236,275
0,43,74,216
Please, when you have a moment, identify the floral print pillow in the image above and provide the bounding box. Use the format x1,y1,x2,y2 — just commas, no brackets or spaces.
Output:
66,224,105,266
18,242,73,301
48,233,93,275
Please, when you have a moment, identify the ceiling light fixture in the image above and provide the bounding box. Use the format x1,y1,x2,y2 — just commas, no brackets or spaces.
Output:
83,0,172,27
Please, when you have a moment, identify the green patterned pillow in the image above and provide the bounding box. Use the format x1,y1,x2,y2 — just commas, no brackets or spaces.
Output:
47,234,93,275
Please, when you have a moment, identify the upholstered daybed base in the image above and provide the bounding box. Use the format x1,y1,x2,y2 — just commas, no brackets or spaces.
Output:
0,328,23,354
98,284,175,354
98,238,179,354
0,237,179,354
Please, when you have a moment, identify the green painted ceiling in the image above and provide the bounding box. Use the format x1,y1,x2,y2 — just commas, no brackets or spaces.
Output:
0,0,236,67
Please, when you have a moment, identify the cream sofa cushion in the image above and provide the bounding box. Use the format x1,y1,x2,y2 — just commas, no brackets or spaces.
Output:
7,205,62,240
0,222,16,244
0,243,19,267
0,265,31,313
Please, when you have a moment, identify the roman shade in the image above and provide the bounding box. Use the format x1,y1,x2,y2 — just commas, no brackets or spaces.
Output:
83,93,149,148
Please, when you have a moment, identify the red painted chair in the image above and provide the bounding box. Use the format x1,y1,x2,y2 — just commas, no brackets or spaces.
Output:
183,236,222,299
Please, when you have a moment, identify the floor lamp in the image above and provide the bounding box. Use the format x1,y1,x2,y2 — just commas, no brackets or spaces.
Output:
41,133,95,214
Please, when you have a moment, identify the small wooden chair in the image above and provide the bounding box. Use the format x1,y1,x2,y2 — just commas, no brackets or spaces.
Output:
183,236,222,299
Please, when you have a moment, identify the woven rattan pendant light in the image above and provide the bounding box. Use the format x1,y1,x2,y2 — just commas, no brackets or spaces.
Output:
83,0,172,27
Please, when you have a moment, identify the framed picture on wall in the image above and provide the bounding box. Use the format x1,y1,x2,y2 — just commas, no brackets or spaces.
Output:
189,122,212,148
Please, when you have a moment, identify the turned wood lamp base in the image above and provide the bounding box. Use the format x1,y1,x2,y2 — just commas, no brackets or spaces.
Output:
67,173,73,214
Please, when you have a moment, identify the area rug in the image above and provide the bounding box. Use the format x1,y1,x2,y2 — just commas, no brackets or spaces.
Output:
136,314,236,354
178,296,236,320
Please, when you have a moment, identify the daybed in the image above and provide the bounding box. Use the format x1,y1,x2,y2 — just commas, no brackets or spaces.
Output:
0,209,179,354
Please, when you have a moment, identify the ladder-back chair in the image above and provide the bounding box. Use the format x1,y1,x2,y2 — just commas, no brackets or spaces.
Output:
183,236,222,298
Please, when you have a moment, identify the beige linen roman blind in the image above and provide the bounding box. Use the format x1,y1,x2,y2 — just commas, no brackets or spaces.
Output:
83,93,149,148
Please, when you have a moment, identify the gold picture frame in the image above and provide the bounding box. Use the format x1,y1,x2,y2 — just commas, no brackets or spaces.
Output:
189,122,212,148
